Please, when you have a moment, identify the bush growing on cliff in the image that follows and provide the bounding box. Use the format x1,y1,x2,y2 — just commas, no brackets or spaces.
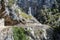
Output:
35,8,60,28
13,27,28,40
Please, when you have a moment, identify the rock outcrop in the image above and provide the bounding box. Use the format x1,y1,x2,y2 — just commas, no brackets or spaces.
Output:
0,0,26,25
0,24,54,40
0,27,13,40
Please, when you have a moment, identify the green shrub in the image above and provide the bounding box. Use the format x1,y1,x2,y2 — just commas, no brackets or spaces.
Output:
12,27,28,40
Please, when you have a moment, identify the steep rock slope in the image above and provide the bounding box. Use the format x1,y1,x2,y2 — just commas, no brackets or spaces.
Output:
17,0,57,16
0,0,39,25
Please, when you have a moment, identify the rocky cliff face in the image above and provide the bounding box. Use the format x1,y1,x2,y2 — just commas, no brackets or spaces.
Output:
0,0,19,25
0,0,28,25
0,0,60,40
17,0,57,16
0,0,40,25
17,0,56,8
0,0,58,25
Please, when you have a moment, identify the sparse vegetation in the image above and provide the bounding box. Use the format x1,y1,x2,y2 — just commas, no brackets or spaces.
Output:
35,8,60,28
8,0,15,6
15,7,32,20
21,13,32,19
